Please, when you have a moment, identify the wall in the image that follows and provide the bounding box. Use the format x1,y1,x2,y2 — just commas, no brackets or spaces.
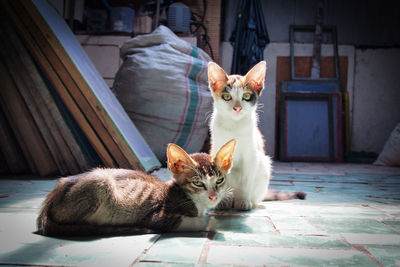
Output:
76,35,130,88
223,0,400,46
352,49,400,153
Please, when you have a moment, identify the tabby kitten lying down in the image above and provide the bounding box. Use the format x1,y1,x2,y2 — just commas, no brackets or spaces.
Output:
37,140,236,237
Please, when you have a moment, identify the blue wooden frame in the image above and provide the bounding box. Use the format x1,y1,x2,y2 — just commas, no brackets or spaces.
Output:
279,90,343,162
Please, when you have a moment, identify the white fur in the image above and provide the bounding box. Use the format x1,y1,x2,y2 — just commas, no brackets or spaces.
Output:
210,80,272,210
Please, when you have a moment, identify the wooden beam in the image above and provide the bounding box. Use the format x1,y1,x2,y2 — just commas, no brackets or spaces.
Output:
9,0,128,169
0,1,116,169
19,0,160,171
0,24,70,175
1,19,90,174
0,106,29,174
0,61,58,176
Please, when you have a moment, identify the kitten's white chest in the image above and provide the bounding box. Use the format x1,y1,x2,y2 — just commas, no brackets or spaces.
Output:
210,112,271,208
211,113,254,150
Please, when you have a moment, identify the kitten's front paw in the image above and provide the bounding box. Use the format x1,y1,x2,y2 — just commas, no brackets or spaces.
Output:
233,199,253,211
216,198,233,210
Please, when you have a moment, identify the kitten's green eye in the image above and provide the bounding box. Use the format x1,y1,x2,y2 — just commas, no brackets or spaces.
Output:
192,181,204,187
242,92,252,101
222,93,232,101
216,177,224,184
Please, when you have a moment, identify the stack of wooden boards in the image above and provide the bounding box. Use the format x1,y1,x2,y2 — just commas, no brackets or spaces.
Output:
0,0,160,176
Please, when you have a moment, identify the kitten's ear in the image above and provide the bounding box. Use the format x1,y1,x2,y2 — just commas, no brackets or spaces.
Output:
167,144,197,175
245,61,267,94
208,62,228,93
214,139,236,171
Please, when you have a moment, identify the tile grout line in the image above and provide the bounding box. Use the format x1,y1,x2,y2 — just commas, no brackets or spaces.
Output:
129,234,162,267
367,204,399,219
0,263,75,267
266,216,280,234
302,216,326,232
339,235,384,267
207,242,356,250
380,220,400,233
197,231,216,265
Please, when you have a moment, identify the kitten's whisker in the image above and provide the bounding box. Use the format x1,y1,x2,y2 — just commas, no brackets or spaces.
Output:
204,111,213,123
256,103,264,113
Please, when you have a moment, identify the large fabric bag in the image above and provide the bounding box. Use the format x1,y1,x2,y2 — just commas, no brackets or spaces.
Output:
113,26,212,163
374,123,400,166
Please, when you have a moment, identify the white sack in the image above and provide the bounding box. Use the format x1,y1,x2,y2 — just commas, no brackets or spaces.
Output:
374,123,400,166
113,26,212,163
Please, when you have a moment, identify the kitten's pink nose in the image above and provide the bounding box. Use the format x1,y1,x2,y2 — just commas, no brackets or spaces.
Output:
233,105,242,112
209,195,217,203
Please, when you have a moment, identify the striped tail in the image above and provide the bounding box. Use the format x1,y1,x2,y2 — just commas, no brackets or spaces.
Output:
263,190,307,201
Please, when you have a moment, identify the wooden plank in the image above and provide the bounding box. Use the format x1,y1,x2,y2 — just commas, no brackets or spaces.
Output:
0,149,8,174
22,0,161,172
0,106,29,174
25,0,156,171
9,0,129,169
0,60,58,176
0,62,36,175
0,24,70,175
0,1,116,168
2,19,90,174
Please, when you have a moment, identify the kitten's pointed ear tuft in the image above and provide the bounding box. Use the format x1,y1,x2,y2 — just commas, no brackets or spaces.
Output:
214,139,236,171
245,61,267,94
208,62,228,93
167,144,197,175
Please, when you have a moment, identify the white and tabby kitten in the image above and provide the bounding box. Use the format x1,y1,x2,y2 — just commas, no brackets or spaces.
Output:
208,61,305,211
37,140,236,236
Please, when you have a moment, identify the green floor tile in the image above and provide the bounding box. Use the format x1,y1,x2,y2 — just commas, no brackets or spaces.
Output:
383,220,400,231
270,216,319,233
0,168,399,267
213,232,349,248
136,263,196,267
317,205,389,219
0,193,46,209
0,234,158,266
0,211,158,266
206,246,378,266
254,202,318,217
310,218,398,234
366,246,400,267
342,233,400,245
142,233,207,264
370,204,400,218
0,180,32,193
136,263,219,267
208,215,274,233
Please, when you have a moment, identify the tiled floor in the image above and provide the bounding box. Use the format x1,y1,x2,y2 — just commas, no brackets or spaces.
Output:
0,162,399,266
